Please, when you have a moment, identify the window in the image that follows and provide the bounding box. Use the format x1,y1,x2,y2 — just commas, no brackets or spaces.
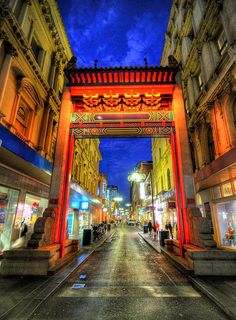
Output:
31,37,41,62
207,125,215,162
15,104,29,137
217,30,228,56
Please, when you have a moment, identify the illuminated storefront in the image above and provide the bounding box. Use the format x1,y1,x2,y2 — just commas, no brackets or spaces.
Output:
0,164,50,252
154,189,177,238
20,194,48,238
0,186,19,252
196,178,236,249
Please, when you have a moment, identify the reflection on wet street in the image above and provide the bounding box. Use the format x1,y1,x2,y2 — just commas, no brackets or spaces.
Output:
32,226,227,320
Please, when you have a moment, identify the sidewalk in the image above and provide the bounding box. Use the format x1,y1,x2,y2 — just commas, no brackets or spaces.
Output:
0,229,116,320
139,230,236,320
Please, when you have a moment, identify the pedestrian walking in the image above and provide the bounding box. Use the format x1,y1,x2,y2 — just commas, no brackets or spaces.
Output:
167,222,173,239
148,220,152,236
153,221,160,240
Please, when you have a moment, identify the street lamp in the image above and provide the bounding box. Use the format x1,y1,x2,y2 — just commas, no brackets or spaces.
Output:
128,167,155,225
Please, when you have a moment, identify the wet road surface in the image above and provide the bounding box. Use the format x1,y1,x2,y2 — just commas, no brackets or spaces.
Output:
31,226,227,320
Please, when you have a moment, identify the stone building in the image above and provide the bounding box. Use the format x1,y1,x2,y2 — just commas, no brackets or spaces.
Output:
129,161,153,224
68,138,103,239
152,138,176,236
0,0,72,252
161,0,236,249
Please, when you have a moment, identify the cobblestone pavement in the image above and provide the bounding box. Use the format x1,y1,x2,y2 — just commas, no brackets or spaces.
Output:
31,226,228,320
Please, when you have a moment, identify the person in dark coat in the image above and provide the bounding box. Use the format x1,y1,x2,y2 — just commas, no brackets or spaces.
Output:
167,222,173,239
148,220,153,236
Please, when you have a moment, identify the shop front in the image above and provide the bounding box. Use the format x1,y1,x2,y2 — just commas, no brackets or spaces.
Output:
196,178,236,249
0,164,50,252
0,185,19,252
154,190,177,238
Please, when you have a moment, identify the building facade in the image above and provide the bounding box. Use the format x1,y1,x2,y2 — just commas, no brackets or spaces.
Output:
152,138,176,236
0,0,72,252
68,138,103,239
161,0,236,249
129,161,153,224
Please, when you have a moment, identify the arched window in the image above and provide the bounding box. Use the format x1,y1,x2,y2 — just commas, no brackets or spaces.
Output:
167,169,171,190
207,125,215,162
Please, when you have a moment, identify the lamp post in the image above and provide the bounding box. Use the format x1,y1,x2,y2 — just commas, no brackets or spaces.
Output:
128,168,155,225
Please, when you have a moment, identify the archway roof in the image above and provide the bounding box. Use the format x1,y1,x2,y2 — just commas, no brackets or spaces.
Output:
65,65,178,87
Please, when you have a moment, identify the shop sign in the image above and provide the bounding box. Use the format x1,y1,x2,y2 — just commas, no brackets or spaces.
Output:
213,186,221,199
221,182,233,197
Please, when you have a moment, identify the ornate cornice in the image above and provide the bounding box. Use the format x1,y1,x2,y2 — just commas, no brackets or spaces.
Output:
38,0,69,64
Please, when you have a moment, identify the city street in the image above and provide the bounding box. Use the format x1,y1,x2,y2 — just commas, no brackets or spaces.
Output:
30,226,227,320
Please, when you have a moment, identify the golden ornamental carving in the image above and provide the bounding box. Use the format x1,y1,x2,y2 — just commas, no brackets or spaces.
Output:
123,92,141,112
83,94,102,111
142,92,161,111
103,93,121,112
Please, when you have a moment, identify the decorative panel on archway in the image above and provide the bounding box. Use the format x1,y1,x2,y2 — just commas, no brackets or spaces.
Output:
65,65,178,138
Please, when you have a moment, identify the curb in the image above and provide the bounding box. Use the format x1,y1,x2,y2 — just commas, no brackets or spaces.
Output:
190,277,236,320
138,232,193,276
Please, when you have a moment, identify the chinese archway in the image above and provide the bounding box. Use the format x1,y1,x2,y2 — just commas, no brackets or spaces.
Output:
30,58,196,260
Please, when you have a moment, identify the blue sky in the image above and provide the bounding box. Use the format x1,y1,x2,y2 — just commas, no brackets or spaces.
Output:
57,0,172,201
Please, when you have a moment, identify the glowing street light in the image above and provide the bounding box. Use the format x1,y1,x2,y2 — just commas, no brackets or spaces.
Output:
128,168,146,183
113,196,123,202
128,167,155,225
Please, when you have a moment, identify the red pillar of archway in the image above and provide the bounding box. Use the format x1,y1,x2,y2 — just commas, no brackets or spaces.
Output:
170,133,184,256
48,86,74,257
171,85,196,249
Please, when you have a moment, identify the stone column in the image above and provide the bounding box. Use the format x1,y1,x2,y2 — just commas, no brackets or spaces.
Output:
46,111,54,154
172,85,196,245
18,0,32,26
48,54,57,88
37,103,50,153
0,43,17,112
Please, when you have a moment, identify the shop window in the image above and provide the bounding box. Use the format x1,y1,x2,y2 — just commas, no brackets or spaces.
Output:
167,169,171,190
216,200,236,247
207,125,215,162
21,194,48,236
217,30,228,56
15,104,30,137
0,186,19,252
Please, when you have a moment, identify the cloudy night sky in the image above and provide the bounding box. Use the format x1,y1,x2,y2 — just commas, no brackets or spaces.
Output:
57,0,172,201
